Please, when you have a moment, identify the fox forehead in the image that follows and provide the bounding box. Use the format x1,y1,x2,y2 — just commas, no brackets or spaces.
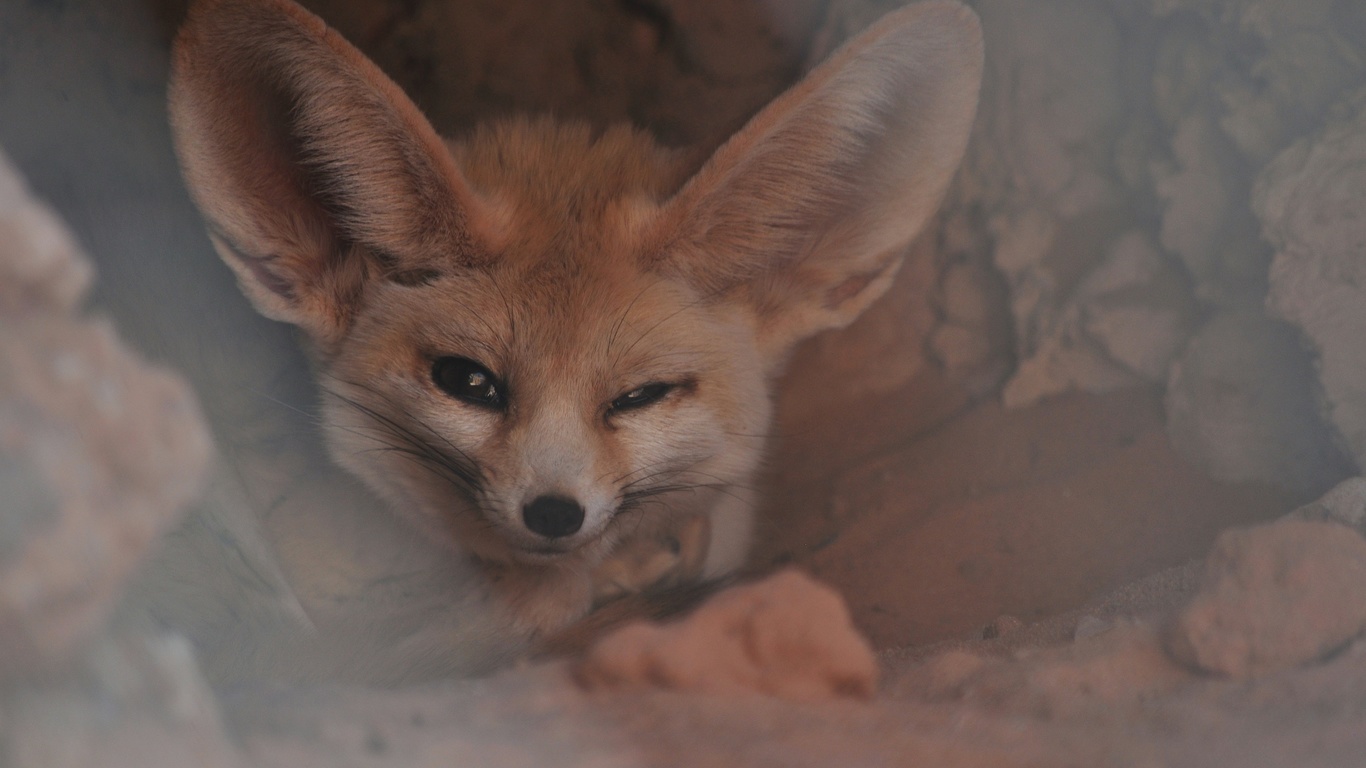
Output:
453,117,689,262
334,118,741,389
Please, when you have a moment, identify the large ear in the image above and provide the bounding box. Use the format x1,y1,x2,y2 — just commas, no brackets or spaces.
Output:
168,0,495,347
649,1,983,366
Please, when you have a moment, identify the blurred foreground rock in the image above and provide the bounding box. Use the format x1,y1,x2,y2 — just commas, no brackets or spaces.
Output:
0,148,228,765
0,148,211,675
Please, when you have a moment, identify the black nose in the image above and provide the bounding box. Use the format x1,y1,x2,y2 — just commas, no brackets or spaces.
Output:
522,495,584,538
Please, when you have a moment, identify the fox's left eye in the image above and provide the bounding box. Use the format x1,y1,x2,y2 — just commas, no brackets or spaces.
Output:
432,356,505,409
609,383,673,413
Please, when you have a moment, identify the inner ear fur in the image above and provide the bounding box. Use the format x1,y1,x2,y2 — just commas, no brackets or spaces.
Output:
649,1,984,365
168,0,490,345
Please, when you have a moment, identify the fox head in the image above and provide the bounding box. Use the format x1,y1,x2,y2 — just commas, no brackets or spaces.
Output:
168,0,982,585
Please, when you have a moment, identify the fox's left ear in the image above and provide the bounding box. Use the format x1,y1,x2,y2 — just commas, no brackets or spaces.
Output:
167,0,496,349
650,1,983,366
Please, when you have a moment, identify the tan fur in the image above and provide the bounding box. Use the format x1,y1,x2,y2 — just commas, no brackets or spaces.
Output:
168,0,983,634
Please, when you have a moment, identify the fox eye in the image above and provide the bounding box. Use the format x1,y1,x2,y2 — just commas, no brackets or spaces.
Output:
432,356,505,409
609,383,673,414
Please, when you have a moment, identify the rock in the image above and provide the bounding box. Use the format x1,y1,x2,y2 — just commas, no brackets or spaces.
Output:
0,151,91,315
1167,519,1366,677
982,614,1024,640
1001,231,1198,406
1076,233,1197,382
1288,476,1366,532
1258,89,1366,473
902,649,989,700
575,570,877,701
1165,311,1351,496
966,0,1135,407
1153,112,1264,307
1073,615,1112,641
0,147,213,677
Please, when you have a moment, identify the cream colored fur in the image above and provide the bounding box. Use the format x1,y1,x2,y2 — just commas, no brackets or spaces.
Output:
168,0,983,634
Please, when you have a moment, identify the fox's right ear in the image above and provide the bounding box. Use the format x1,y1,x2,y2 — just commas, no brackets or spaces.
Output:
168,0,494,347
647,1,982,369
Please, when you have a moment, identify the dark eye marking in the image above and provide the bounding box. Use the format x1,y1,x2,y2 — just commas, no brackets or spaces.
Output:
432,356,505,409
608,382,674,414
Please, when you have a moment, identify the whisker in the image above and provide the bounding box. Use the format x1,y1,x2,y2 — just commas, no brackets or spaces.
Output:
245,387,324,425
605,283,654,359
322,378,483,478
320,381,485,497
615,285,726,363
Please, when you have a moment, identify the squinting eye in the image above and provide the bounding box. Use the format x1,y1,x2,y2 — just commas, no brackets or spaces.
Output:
610,382,673,413
432,356,505,409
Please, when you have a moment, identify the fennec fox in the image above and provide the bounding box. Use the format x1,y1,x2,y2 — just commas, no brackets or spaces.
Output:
169,0,982,633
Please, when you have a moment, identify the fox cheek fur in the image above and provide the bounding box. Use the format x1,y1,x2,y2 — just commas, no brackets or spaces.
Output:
168,0,983,627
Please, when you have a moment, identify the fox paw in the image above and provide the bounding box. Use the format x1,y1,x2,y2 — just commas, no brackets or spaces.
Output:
592,514,710,603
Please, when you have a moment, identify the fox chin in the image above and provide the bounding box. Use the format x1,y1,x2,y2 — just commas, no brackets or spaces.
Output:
168,0,983,633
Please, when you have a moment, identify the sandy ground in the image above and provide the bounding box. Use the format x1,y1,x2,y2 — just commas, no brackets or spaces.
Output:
216,540,1366,768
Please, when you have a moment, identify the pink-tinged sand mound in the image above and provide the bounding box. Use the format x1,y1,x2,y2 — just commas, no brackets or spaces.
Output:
576,570,877,701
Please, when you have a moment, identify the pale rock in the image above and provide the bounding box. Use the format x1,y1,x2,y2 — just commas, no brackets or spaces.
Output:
1082,304,1186,382
1151,20,1218,129
1003,333,1140,408
1154,113,1247,304
0,150,91,316
973,0,1123,213
1165,311,1350,495
0,149,213,677
1077,233,1197,382
931,323,995,372
1075,231,1166,297
1258,88,1366,472
930,259,1001,372
1001,232,1195,406
1073,615,1112,641
1288,476,1366,533
962,0,1140,405
982,614,1025,640
1167,519,1366,677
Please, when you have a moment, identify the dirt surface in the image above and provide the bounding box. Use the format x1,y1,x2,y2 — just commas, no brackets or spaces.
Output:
219,535,1366,767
